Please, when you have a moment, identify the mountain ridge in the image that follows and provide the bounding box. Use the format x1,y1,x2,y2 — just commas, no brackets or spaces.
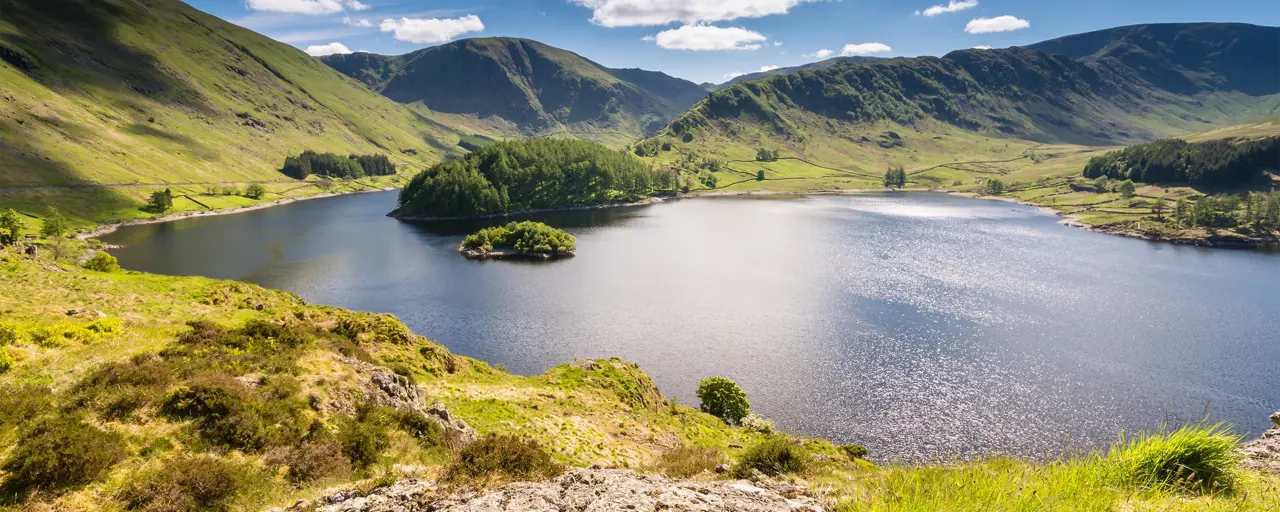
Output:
321,37,708,144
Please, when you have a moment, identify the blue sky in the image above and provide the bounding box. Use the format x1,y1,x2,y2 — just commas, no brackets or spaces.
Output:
196,0,1279,84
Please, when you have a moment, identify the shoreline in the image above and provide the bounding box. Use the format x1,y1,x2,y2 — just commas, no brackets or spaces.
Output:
79,186,398,240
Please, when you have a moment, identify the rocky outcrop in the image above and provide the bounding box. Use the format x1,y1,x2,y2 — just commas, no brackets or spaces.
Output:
345,358,477,445
293,469,822,512
1241,411,1280,474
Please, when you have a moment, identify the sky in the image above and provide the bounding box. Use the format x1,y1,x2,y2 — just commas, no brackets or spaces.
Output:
193,0,1280,84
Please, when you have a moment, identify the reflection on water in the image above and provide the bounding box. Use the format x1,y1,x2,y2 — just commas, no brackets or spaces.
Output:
102,191,1280,462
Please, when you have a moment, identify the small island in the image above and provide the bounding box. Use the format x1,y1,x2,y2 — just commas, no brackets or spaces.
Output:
460,221,576,261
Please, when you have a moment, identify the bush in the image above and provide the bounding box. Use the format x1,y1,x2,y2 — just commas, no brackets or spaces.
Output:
1,415,127,495
732,437,809,478
1108,423,1242,494
160,375,267,451
244,183,267,200
275,438,352,484
445,434,563,484
0,322,16,346
83,251,120,272
119,455,248,512
338,415,390,471
839,444,869,460
0,347,12,373
460,221,576,255
696,376,750,425
741,413,776,434
0,209,23,246
393,409,444,449
653,446,725,478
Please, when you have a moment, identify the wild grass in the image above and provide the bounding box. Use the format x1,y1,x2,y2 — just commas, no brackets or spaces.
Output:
651,446,726,478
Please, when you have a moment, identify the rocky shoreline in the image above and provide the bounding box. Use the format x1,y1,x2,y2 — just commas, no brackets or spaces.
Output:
458,246,574,261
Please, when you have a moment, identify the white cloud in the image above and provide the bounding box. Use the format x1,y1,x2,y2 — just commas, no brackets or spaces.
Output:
973,45,993,50
305,42,353,56
840,42,891,56
774,41,783,47
807,48,833,59
570,0,817,27
649,25,767,51
246,0,369,15
965,15,1030,34
343,17,373,27
725,64,781,80
379,15,485,44
918,0,977,17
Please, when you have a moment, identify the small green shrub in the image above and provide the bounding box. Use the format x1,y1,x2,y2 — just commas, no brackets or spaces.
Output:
244,183,267,200
119,455,249,512
653,446,725,478
0,347,12,373
0,385,53,430
733,437,809,478
445,434,563,484
276,438,352,484
0,321,17,346
1,415,127,495
393,409,444,449
160,374,267,451
741,413,775,434
839,444,869,460
1108,423,1242,494
83,251,120,272
338,415,390,471
696,376,750,425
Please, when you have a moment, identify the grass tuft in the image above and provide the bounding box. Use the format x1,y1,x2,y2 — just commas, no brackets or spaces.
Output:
1108,423,1243,495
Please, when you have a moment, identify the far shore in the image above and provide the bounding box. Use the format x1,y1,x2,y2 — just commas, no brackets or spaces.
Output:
80,186,398,240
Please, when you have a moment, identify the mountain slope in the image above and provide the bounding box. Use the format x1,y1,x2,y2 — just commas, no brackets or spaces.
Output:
717,56,881,90
656,23,1280,158
322,38,708,144
0,0,471,222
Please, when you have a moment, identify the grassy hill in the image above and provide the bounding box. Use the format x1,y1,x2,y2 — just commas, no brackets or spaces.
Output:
0,0,478,226
715,56,881,90
635,23,1280,199
321,38,708,147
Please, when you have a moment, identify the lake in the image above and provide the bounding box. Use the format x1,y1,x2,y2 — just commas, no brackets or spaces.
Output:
101,191,1280,462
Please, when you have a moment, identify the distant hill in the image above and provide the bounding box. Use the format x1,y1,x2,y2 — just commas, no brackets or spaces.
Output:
715,56,882,90
322,38,708,144
658,23,1280,151
0,0,462,194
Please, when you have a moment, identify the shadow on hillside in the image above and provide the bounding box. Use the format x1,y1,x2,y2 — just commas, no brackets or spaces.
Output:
0,0,211,114
0,116,139,224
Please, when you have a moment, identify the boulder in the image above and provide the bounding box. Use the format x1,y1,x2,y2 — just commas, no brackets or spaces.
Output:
1240,410,1280,475
344,358,477,446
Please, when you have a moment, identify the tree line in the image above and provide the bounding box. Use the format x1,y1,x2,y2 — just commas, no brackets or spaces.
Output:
1083,136,1280,189
1166,192,1280,231
281,151,397,180
883,166,906,188
395,138,673,218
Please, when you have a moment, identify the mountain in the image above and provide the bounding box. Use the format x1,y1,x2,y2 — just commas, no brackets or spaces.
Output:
0,0,472,222
716,56,882,90
322,38,708,144
656,23,1280,154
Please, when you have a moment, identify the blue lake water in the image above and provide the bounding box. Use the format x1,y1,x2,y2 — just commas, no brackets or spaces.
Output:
102,191,1280,461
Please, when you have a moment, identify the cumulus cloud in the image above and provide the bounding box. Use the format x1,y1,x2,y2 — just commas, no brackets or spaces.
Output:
649,25,767,51
965,16,1030,34
725,64,781,80
379,15,485,44
807,48,834,59
917,0,977,16
840,42,891,56
305,42,353,56
246,0,368,15
571,0,817,27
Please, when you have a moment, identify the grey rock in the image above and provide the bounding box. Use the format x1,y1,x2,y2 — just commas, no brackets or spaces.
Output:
715,464,730,474
1241,410,1280,475
301,469,822,512
344,358,476,447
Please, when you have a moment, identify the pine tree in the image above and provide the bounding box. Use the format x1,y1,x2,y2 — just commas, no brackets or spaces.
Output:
1152,197,1167,221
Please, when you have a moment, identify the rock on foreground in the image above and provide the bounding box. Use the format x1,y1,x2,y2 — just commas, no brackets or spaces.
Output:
1240,411,1280,474
297,468,822,511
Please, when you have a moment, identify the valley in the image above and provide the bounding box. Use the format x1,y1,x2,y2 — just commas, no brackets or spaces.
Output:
1,0,1279,509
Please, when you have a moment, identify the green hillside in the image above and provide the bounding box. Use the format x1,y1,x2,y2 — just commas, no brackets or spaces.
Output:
716,56,882,90
0,0,474,225
635,23,1280,198
321,38,708,146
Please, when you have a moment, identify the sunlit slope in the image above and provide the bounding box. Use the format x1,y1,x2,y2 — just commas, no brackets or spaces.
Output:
0,0,469,192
